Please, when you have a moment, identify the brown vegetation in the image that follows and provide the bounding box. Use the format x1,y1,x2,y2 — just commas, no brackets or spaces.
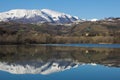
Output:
0,19,120,44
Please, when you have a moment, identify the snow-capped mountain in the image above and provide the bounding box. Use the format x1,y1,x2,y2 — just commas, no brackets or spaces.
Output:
90,18,98,22
0,9,79,24
0,61,99,75
0,61,79,75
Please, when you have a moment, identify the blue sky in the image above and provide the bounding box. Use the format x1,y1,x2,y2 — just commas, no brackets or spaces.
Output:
0,0,120,19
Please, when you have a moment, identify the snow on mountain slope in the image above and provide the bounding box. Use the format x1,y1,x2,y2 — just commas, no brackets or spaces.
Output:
0,61,79,75
90,18,98,22
0,61,99,75
0,9,79,24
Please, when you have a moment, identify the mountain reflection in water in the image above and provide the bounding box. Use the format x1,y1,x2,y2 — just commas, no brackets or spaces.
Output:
0,45,120,75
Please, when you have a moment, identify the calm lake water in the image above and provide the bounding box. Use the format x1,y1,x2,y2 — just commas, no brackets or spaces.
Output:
0,44,120,80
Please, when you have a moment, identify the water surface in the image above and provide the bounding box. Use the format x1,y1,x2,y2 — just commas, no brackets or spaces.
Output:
0,44,120,80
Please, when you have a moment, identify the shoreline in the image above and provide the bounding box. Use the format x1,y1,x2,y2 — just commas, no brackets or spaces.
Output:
0,43,120,48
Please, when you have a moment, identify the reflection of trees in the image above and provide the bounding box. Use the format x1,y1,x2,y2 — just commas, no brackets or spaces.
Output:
0,45,119,67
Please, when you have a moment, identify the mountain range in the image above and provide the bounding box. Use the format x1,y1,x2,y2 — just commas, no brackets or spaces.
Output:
0,61,79,75
0,9,79,24
0,9,120,44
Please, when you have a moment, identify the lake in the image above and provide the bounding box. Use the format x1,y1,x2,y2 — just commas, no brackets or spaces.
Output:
0,44,120,80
